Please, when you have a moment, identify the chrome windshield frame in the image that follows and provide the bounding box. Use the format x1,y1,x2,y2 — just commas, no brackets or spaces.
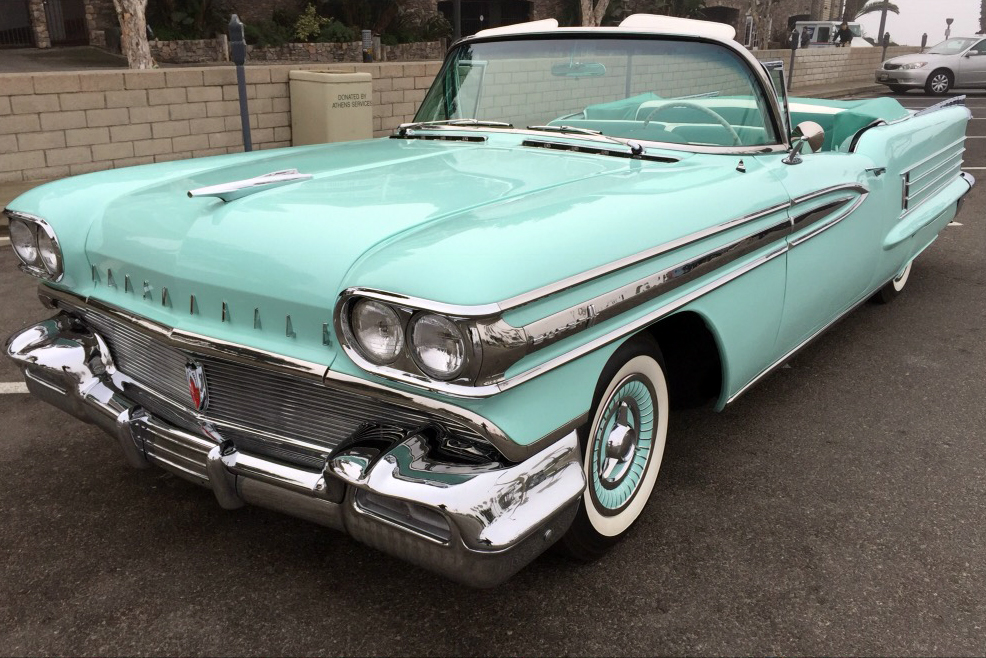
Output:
413,29,790,156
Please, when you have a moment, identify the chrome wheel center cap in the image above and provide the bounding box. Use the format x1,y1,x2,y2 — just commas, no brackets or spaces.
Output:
599,401,638,485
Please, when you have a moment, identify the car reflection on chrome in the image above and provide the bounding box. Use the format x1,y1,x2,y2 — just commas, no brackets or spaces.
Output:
3,13,976,587
877,36,986,94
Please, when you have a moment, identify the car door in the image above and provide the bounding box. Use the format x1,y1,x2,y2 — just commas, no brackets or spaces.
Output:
956,39,986,86
758,151,884,357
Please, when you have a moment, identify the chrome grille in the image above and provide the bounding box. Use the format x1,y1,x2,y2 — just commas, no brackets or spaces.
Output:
74,306,486,465
83,310,190,405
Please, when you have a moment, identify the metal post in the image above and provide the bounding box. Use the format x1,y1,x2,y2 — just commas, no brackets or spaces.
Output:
229,15,252,152
452,0,462,41
788,29,798,91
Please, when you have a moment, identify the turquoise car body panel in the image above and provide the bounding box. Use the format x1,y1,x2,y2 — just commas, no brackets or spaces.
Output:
7,89,972,457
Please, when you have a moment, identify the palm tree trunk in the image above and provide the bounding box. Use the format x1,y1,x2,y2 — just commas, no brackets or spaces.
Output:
112,0,154,69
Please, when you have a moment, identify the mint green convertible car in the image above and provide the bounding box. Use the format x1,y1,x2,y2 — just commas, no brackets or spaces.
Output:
5,15,974,586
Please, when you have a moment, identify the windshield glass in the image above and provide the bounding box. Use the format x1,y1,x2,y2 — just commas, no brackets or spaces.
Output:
927,37,978,54
414,37,779,148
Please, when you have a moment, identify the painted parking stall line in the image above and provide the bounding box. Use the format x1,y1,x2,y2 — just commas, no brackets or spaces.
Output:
0,382,29,394
0,237,9,245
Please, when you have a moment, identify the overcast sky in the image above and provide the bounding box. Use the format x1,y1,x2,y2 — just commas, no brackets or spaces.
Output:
854,0,981,46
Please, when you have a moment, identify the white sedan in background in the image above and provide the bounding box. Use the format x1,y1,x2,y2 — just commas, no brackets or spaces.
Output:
876,36,986,94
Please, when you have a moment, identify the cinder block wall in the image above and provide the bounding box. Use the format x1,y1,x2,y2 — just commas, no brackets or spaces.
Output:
756,46,918,89
0,62,441,184
0,48,919,184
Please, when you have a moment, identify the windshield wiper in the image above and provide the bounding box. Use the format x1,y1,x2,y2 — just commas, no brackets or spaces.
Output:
526,125,646,156
396,118,513,136
527,124,609,137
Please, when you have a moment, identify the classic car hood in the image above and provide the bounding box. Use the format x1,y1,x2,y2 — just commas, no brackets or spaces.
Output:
17,135,785,367
23,137,640,364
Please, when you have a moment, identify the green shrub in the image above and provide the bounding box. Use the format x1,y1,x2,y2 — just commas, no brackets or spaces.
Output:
243,19,292,47
294,4,330,42
318,20,358,43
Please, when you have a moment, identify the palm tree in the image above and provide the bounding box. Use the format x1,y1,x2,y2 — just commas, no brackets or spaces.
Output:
853,1,900,19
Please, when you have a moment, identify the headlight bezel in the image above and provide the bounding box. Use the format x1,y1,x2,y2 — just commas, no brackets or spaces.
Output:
337,292,482,388
900,61,927,70
5,211,64,281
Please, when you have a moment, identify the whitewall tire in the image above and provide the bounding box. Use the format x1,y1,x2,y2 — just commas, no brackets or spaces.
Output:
558,337,669,560
874,260,912,304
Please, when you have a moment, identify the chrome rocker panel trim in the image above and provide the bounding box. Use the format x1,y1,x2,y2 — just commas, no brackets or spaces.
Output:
4,315,585,588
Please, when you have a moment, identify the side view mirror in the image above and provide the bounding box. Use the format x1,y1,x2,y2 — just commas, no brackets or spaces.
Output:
783,121,825,165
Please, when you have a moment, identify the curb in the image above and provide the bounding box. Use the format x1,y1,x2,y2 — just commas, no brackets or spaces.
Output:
790,83,885,99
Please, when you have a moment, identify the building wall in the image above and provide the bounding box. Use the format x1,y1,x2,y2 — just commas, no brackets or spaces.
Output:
0,62,443,183
0,47,918,184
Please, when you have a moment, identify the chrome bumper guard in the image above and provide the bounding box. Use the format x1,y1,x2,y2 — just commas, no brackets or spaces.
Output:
957,171,975,216
6,315,585,587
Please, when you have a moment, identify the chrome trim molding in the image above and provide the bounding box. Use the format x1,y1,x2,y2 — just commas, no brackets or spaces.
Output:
335,184,869,397
912,95,966,117
901,137,965,217
789,193,868,248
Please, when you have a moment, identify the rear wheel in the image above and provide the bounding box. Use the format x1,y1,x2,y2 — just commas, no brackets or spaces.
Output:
925,69,953,95
558,336,669,561
873,260,912,304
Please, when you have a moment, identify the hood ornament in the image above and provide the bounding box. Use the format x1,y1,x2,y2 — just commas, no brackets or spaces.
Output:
187,169,313,202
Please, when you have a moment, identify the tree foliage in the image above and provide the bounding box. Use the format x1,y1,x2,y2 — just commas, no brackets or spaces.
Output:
853,1,900,19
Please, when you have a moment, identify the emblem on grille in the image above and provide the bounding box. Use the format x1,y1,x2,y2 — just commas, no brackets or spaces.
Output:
185,362,209,411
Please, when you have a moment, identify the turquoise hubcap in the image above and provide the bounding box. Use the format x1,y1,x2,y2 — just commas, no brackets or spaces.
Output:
589,376,655,515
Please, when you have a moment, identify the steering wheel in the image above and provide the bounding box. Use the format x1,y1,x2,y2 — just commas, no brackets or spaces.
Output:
640,101,742,146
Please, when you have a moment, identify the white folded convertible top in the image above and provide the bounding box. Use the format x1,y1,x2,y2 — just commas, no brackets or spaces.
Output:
475,14,736,41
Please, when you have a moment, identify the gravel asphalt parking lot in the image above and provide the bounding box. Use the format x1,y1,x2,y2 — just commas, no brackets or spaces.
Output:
1,89,984,656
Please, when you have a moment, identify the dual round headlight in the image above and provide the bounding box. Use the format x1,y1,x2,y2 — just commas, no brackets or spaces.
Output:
8,216,63,280
350,299,467,381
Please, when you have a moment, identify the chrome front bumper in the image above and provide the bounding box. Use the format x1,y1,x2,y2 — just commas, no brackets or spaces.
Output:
6,314,585,587
874,69,926,86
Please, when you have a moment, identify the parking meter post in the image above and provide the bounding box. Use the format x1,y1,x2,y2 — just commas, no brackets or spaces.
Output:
229,14,252,152
361,30,373,63
452,0,461,41
881,32,890,63
921,33,928,51
788,29,798,91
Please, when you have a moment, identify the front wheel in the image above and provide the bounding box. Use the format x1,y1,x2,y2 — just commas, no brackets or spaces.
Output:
925,69,952,95
557,337,670,561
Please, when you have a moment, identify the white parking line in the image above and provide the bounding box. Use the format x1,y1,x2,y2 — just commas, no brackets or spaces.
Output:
962,166,986,169
0,382,29,394
0,237,9,245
